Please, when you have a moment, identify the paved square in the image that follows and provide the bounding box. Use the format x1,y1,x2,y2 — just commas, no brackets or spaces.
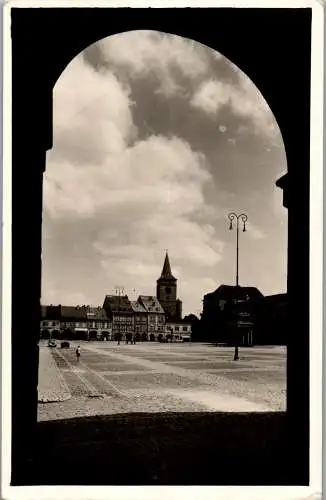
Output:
38,341,286,421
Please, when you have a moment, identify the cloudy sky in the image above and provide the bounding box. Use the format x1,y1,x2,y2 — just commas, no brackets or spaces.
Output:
41,30,287,316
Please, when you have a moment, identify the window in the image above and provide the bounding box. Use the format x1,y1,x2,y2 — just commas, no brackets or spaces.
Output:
175,326,179,331
183,326,188,332
165,287,171,295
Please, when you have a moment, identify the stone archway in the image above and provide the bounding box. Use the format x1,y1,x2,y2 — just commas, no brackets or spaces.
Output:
41,329,50,340
101,331,110,341
51,329,61,340
10,8,311,485
89,330,98,341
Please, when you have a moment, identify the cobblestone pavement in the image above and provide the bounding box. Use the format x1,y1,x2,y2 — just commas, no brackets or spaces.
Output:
38,345,71,402
38,342,286,421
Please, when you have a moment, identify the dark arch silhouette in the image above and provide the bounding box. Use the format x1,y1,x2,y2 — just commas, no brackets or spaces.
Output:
11,8,310,485
89,330,98,341
51,329,61,340
101,331,110,341
40,329,50,340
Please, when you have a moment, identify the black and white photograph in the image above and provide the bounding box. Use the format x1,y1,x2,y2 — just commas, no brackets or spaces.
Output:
2,2,323,500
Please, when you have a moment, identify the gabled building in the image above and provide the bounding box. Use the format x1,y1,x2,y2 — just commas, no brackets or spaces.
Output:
130,300,148,340
103,294,134,341
202,285,264,346
138,295,165,341
156,252,182,320
85,306,111,340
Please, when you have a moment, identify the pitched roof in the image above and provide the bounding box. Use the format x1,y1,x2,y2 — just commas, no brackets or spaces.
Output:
103,295,133,313
130,301,147,313
138,295,165,314
86,307,109,321
60,306,88,320
264,293,288,304
205,285,264,301
41,305,61,320
158,252,176,280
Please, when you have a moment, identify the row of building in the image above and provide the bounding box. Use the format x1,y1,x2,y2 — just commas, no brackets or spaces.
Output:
41,253,192,342
41,297,192,342
41,251,288,346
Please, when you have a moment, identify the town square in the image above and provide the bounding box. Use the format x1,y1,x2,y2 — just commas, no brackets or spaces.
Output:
38,341,286,421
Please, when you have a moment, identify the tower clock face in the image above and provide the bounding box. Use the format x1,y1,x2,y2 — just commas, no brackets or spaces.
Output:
165,287,172,295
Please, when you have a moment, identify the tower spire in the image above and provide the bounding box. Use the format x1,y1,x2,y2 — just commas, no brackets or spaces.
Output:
160,250,175,279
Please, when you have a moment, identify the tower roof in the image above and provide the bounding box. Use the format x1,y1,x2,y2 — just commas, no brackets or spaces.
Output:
159,251,176,280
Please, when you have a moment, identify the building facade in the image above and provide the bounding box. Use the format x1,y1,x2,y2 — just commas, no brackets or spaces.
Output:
40,304,112,340
156,252,182,320
85,306,112,340
103,294,134,341
138,295,165,341
40,305,61,339
130,301,148,340
201,285,264,346
165,321,192,342
255,293,288,345
60,306,88,340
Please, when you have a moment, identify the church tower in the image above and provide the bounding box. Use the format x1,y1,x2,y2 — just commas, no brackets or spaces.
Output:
156,252,182,320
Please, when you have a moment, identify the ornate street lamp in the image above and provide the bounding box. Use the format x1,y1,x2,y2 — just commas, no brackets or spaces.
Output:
227,212,248,360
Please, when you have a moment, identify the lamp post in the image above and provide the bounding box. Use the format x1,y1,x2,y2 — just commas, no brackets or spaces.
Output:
227,212,248,360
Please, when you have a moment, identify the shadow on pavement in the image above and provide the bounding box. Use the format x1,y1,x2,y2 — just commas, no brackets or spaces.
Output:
12,411,305,486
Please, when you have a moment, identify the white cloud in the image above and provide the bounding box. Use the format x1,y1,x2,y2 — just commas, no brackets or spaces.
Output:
191,80,231,115
43,49,225,314
45,133,212,221
51,55,136,163
41,33,287,314
94,30,210,96
190,76,280,142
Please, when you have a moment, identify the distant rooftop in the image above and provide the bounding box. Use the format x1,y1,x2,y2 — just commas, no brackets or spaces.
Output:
130,301,147,313
138,295,165,314
204,285,264,301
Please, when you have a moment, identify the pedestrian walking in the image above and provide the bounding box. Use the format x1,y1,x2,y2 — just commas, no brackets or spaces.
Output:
76,345,81,362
